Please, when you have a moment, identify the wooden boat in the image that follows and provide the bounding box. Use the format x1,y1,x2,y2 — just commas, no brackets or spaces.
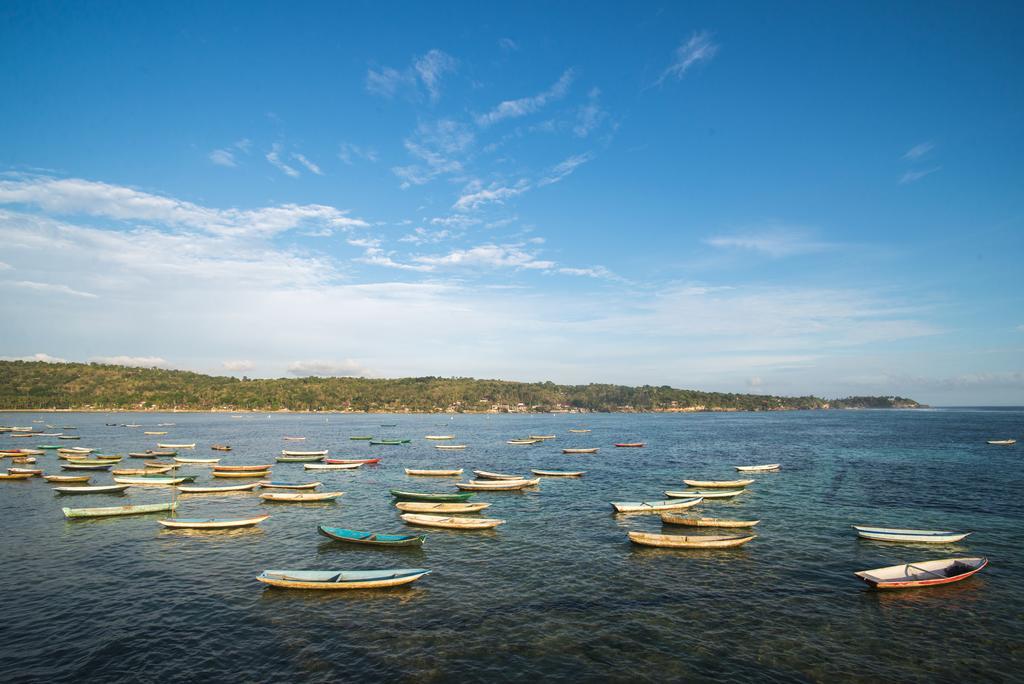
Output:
370,439,405,445
531,469,586,477
113,466,173,475
424,435,454,440
260,491,342,502
58,435,81,440
277,453,326,462
211,445,233,451
283,436,306,441
665,489,745,499
390,489,473,502
568,429,591,433
473,470,524,480
158,515,270,529
304,463,362,470
281,450,329,457
435,445,467,450
628,531,756,548
324,458,380,465
456,479,538,491
614,443,645,448
611,497,703,514
259,481,321,490
44,475,91,483
257,568,430,590
507,439,540,445
660,515,760,527
144,461,182,469
214,464,274,471
854,557,987,590
0,472,34,480
735,464,781,472
177,482,260,493
113,476,194,486
395,502,491,513
401,513,505,529
529,435,556,440
144,431,168,435
158,443,196,448
852,526,972,544
173,457,220,464
405,468,463,476
2,448,44,456
318,525,426,547
54,484,130,495
213,469,270,478
58,447,95,454
349,436,374,440
563,448,599,454
67,458,122,465
61,463,112,471
7,468,42,476
130,450,177,458
683,479,755,488
11,457,37,464
63,501,178,518
986,439,1016,445
36,445,62,450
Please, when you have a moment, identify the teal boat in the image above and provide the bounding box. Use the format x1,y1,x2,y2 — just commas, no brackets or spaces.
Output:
389,489,473,502
349,436,374,440
318,525,426,547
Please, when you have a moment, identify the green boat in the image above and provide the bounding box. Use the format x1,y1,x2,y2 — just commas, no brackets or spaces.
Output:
389,489,473,502
371,439,405,446
63,501,178,519
37,445,61,449
317,524,426,547
276,455,325,462
349,436,374,440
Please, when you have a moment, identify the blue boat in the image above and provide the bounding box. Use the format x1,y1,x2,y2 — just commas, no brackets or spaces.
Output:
318,525,426,547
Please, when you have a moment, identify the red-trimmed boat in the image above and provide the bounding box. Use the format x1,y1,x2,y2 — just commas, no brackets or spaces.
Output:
854,557,987,590
324,458,381,465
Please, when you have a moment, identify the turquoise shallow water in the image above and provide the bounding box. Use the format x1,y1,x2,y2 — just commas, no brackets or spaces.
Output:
1,409,1022,682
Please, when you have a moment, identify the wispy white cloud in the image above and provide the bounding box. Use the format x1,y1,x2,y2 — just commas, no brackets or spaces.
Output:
657,31,719,85
266,143,300,177
234,139,253,154
0,261,10,270
355,247,434,272
209,149,237,167
414,49,458,102
0,352,67,363
291,153,323,175
557,265,622,281
347,237,381,249
91,355,169,368
287,359,370,378
453,180,530,211
899,167,941,184
475,68,575,127
414,244,554,270
498,38,519,52
222,359,255,372
399,227,459,244
11,280,98,298
367,49,457,102
366,66,412,98
903,142,935,160
338,143,378,165
705,229,832,257
538,152,594,186
392,119,473,188
574,87,606,138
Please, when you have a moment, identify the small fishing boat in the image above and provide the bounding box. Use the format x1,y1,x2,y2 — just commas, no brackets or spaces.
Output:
63,501,178,518
124,424,142,428
304,463,362,470
435,444,467,450
660,515,760,527
210,445,233,451
214,464,274,471
173,457,221,464
529,435,556,440
380,424,398,427
213,470,270,478
370,439,405,445
177,482,260,493
260,491,343,502
665,489,746,499
7,468,42,476
2,448,45,456
507,439,540,445
259,481,321,490
405,468,463,476
257,568,430,590
986,439,1016,445
852,526,972,544
158,515,270,529
473,470,524,480
425,435,454,440
611,498,703,514
349,436,374,440
854,558,988,589
531,469,586,477
563,448,599,454
395,502,491,513
735,464,781,472
113,476,194,486
682,479,755,488
456,479,538,491
58,447,95,454
568,429,591,433
53,484,131,495
67,458,122,465
390,489,474,502
58,435,81,440
277,451,327,462
144,461,181,469
61,463,112,471
144,431,168,435
318,525,426,547
614,443,645,448
324,458,380,465
628,531,756,548
112,466,174,475
44,475,91,483
11,457,37,464
401,513,505,529
36,445,62,450
0,472,34,480
283,436,306,441
158,443,196,448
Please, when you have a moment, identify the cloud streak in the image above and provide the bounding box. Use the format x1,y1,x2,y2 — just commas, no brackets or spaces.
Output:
656,31,719,85
475,69,575,127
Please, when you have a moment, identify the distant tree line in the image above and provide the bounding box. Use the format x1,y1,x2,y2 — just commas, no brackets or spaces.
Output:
0,361,922,412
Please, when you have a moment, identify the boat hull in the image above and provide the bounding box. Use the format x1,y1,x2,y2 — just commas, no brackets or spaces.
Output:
628,531,756,548
257,569,430,590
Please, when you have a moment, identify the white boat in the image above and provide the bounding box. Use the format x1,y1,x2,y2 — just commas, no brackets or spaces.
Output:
531,469,585,477
158,515,270,529
53,484,130,495
854,557,988,589
283,436,306,441
665,489,745,499
113,476,193,486
735,464,780,472
435,445,467,450
158,443,196,448
400,513,505,529
682,479,755,488
425,435,454,440
281,450,329,456
177,482,260,493
304,463,362,470
456,479,538,491
173,457,220,464
853,525,972,544
986,439,1016,445
260,491,342,502
473,470,524,480
563,448,599,454
405,468,463,476
611,497,703,514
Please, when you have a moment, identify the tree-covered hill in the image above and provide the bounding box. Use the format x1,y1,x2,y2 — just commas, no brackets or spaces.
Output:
0,361,921,412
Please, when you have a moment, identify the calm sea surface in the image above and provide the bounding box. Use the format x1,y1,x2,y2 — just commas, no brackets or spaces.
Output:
1,409,1022,683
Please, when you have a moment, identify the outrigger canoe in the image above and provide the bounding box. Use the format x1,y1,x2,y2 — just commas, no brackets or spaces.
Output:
682,479,755,488
611,498,703,514
390,490,473,502
531,469,586,477
628,531,756,548
257,568,430,590
405,468,463,476
660,515,760,527
318,525,426,547
395,502,491,513
158,515,269,529
852,526,972,544
63,502,178,518
854,557,987,590
400,513,504,529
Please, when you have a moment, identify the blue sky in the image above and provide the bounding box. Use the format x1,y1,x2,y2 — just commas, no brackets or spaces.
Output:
0,1,1022,404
